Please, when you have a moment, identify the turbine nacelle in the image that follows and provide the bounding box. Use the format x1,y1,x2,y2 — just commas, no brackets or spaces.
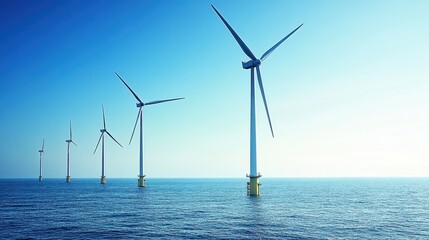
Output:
212,5,302,139
93,105,123,155
212,4,302,195
136,102,144,108
38,150,44,153
242,59,261,69
116,71,184,147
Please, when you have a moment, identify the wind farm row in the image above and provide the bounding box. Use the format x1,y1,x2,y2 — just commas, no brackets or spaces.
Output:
38,72,184,187
36,5,303,196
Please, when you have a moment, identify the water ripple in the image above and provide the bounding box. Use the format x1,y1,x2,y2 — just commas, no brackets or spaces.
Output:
0,178,428,239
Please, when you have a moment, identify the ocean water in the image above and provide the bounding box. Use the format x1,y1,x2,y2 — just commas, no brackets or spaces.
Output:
0,178,428,239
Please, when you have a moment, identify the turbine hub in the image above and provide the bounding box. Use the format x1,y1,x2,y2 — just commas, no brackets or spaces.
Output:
242,59,261,69
66,140,72,143
100,129,106,133
136,102,144,108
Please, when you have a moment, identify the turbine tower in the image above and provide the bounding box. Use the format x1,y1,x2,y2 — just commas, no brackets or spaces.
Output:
93,105,123,184
211,5,302,196
38,139,44,181
115,72,184,187
65,121,77,183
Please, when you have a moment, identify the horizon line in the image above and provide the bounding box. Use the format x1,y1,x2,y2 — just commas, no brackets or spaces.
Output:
1,176,429,180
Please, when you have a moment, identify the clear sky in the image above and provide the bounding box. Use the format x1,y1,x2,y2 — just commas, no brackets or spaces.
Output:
0,0,428,178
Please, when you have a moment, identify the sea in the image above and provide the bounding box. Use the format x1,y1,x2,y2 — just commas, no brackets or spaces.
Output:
0,178,428,239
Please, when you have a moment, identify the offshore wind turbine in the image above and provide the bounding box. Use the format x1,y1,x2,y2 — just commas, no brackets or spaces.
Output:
65,121,77,183
211,5,303,196
93,105,123,184
38,139,44,182
115,72,184,187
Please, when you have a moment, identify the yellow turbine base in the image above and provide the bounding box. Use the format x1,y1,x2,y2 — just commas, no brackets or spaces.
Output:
66,176,71,183
138,175,146,187
101,176,106,184
39,176,42,182
248,177,260,196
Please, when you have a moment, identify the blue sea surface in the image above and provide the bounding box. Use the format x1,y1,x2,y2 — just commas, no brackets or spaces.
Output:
1,178,428,239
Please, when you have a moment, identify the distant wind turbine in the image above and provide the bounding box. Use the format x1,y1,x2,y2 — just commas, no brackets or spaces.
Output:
211,5,303,196
115,72,184,187
38,139,44,182
65,121,77,183
93,105,123,184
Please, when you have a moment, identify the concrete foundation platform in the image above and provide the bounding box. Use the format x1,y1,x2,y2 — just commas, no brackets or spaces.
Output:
138,175,146,187
101,176,106,184
66,176,71,183
247,174,262,196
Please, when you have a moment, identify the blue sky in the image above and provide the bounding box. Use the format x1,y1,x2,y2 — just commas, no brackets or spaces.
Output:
0,0,428,178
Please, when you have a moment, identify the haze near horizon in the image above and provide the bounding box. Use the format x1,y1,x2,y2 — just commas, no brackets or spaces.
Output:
0,0,428,178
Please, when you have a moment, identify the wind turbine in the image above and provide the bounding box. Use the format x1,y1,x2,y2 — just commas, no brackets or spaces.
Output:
211,5,303,196
115,72,184,187
93,105,123,184
38,139,44,182
65,121,77,183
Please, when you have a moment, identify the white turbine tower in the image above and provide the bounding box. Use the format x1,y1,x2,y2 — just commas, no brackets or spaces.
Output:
115,72,184,187
65,121,77,183
38,139,44,182
211,5,303,196
93,105,123,184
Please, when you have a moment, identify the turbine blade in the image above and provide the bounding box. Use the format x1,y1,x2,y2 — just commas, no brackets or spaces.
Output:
93,133,103,154
256,66,274,138
211,5,256,60
260,23,303,62
69,120,72,140
102,104,106,129
145,97,185,106
115,72,143,104
71,141,78,147
42,138,45,151
106,131,123,148
130,107,142,145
